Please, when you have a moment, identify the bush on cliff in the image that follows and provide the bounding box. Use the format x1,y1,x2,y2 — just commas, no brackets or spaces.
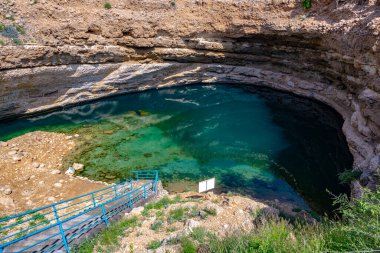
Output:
202,189,380,252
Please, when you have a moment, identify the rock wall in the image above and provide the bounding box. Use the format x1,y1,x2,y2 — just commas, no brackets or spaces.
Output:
0,0,379,193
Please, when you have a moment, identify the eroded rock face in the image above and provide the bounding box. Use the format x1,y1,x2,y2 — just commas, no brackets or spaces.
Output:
0,0,379,192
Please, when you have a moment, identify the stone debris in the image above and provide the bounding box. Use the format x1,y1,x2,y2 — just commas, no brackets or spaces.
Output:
0,131,105,216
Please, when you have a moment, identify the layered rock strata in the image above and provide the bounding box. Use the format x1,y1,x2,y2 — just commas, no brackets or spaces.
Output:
0,0,379,192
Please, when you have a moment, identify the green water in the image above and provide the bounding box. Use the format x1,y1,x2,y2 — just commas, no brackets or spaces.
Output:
0,84,352,214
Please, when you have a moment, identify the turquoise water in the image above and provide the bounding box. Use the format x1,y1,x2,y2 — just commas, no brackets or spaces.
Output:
0,84,352,214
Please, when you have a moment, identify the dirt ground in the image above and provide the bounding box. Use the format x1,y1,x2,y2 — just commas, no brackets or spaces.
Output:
0,131,106,216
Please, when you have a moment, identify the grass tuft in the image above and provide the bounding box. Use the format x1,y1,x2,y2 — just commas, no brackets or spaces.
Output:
147,240,161,250
104,2,112,9
72,216,138,252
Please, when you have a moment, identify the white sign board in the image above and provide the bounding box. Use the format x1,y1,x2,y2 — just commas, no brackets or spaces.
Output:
198,178,215,193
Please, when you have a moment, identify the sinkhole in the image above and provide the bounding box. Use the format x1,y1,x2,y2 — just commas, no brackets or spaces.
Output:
0,84,353,215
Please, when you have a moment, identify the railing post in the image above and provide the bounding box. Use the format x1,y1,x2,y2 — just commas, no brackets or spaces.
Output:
144,185,147,199
154,171,158,193
128,193,133,209
136,172,139,181
130,180,133,190
101,204,109,226
53,204,70,252
91,192,96,207
113,185,118,197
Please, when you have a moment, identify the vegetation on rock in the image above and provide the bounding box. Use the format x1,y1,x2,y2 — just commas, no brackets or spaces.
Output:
73,189,380,252
338,169,362,184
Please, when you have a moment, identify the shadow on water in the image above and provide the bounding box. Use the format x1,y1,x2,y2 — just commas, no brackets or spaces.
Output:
240,85,353,214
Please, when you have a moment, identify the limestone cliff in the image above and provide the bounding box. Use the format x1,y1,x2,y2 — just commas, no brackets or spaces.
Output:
0,0,379,192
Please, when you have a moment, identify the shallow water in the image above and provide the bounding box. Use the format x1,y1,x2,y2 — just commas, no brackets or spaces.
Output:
0,84,352,214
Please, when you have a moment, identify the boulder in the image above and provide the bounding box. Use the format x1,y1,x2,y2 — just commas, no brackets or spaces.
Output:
54,183,63,188
204,203,223,215
51,169,61,175
12,154,23,161
32,162,40,168
73,163,84,171
3,187,12,195
128,206,144,216
47,196,56,202
184,219,200,233
0,197,15,208
7,150,18,156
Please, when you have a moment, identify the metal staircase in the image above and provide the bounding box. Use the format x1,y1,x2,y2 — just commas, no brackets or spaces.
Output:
0,170,159,252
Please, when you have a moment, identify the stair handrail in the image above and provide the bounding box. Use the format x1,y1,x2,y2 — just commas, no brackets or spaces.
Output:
0,169,159,252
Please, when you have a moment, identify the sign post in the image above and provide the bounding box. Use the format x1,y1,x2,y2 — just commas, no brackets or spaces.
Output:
198,178,215,193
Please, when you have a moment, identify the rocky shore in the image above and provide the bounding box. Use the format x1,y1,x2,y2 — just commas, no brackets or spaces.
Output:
0,131,105,216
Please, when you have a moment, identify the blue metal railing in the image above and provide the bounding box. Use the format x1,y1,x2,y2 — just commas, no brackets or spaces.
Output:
132,170,159,181
0,170,159,252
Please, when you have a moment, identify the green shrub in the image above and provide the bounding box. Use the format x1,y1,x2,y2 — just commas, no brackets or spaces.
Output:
15,25,26,35
143,196,182,216
204,207,217,216
190,227,210,242
166,226,177,232
302,0,311,9
3,26,18,38
181,237,197,253
150,220,163,232
0,24,4,32
104,2,112,9
168,207,186,223
338,169,361,184
208,189,380,252
147,240,161,250
324,188,380,251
